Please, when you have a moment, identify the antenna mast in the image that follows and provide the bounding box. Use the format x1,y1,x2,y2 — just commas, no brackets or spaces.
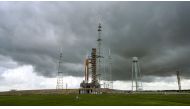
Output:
56,52,64,89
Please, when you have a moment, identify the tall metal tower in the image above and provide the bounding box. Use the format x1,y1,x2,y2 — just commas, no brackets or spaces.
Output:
108,49,113,89
97,23,103,84
176,70,181,91
102,49,107,88
91,48,98,85
131,57,143,91
56,52,64,89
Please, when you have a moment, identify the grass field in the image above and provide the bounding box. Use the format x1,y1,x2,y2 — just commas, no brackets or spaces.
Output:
0,94,190,106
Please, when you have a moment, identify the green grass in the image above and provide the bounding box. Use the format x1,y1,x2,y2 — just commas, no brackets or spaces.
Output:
0,94,190,106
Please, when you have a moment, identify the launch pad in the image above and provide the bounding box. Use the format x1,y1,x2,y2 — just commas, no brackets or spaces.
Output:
79,23,103,93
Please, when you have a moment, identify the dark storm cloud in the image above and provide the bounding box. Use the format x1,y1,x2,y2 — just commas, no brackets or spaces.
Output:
102,2,190,81
0,2,190,81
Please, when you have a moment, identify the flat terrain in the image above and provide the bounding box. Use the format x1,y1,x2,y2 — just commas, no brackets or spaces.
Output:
0,94,190,106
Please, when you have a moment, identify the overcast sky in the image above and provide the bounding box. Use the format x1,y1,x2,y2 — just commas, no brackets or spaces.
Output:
0,1,190,91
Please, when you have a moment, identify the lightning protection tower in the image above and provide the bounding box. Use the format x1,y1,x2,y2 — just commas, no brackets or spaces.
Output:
176,70,181,91
97,23,103,84
108,49,113,89
131,57,143,91
56,52,64,89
